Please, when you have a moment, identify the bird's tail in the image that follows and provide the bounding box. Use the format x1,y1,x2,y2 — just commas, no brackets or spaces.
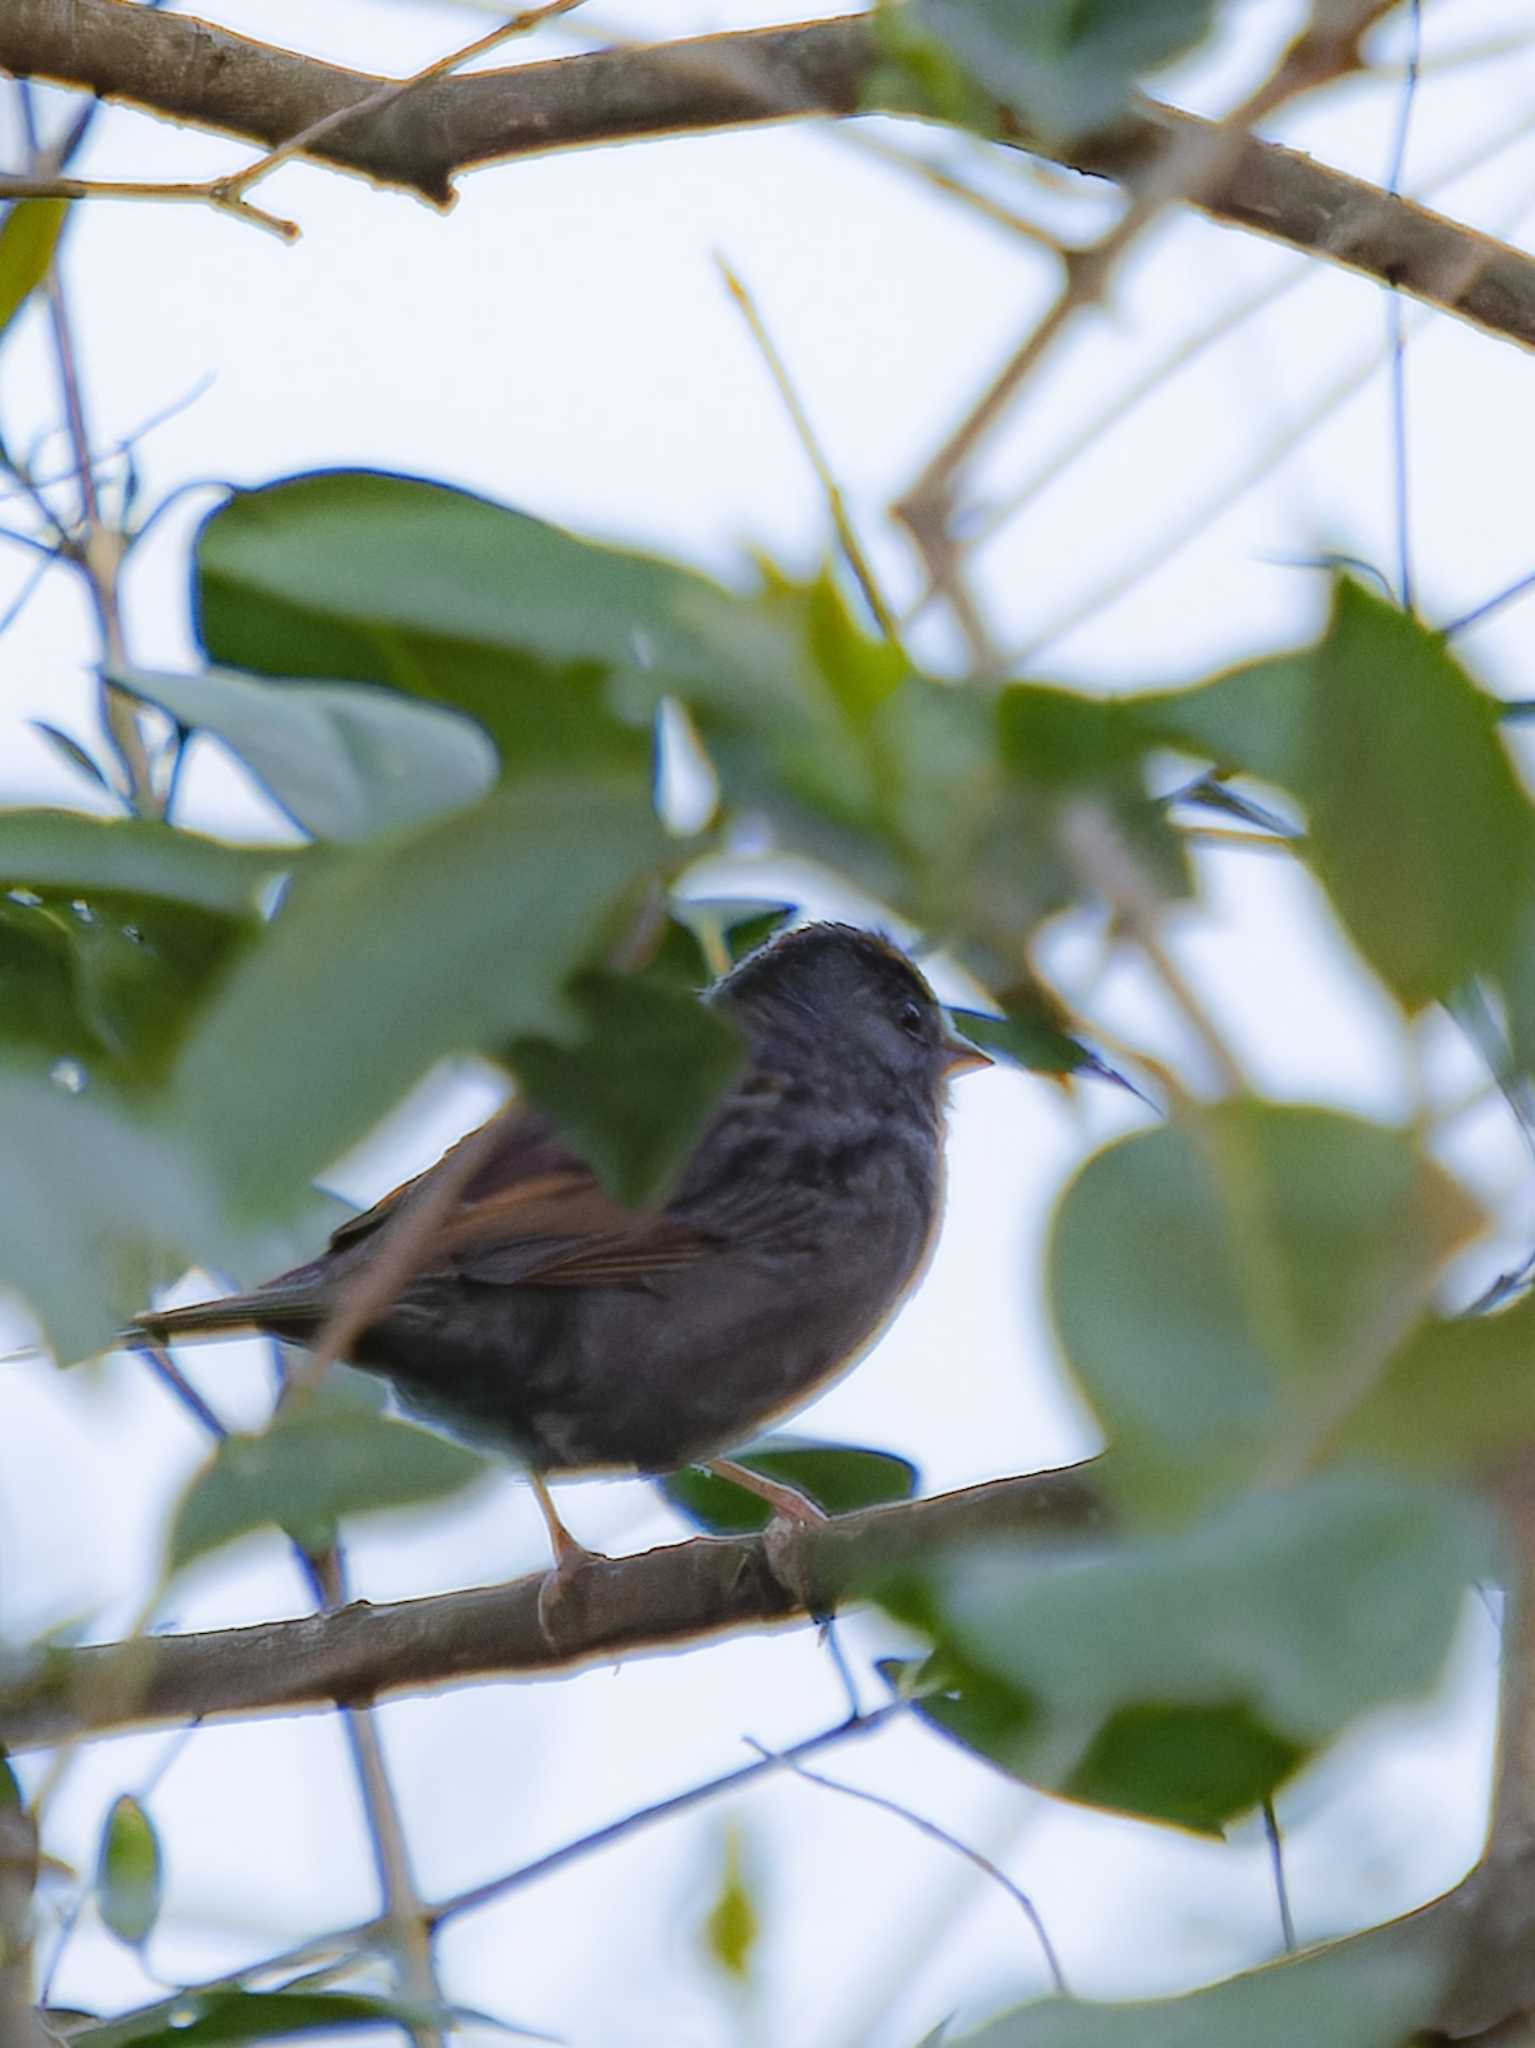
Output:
132,1284,323,1345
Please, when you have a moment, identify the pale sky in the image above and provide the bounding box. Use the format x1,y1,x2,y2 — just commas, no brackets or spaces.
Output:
3,1,1533,2041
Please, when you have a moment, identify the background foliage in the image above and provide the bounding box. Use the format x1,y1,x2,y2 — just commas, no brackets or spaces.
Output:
5,0,1535,2043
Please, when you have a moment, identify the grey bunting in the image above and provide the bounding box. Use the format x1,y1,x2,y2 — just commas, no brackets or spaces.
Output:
136,922,990,1547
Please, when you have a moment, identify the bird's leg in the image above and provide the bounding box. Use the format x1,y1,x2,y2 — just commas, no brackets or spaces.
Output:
706,1458,828,1525
528,1469,596,1575
707,1459,828,1615
528,1469,601,1646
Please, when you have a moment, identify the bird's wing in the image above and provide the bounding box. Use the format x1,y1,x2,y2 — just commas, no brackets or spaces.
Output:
323,1103,718,1292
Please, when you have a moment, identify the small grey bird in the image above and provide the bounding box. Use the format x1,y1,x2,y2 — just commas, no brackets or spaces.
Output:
137,923,988,1541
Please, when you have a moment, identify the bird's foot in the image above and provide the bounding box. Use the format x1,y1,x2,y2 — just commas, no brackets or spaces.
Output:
527,1470,603,1645
705,1460,828,1610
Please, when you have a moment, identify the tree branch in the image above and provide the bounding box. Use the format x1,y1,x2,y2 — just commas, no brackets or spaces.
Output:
3,8,1535,360
0,1464,1107,1751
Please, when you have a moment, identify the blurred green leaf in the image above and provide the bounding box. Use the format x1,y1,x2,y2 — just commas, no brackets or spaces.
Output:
1336,1289,1535,1469
958,1917,1451,2045
0,1066,205,1361
0,811,291,913
951,1006,1119,1086
0,886,256,1088
168,1380,488,1572
68,1988,481,2047
672,898,796,970
116,664,498,842
168,775,660,1215
872,1470,1490,1830
1066,1704,1302,1835
194,469,769,773
701,1823,760,1983
1048,1104,1482,1516
512,964,743,1206
95,1795,162,1949
663,1435,919,1535
0,814,276,1089
1138,583,1535,1011
0,198,66,345
28,721,118,798
997,682,1190,913
907,0,1218,143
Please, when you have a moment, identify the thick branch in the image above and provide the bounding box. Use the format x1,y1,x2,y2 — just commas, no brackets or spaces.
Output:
0,1463,1106,1751
4,7,1535,358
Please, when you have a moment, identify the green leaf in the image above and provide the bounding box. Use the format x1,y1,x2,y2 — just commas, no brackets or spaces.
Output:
957,1917,1451,2046
0,886,257,1089
951,1005,1130,1088
1137,583,1535,1011
167,1381,488,1573
168,774,660,1214
0,811,291,914
701,1823,760,1983
1336,1289,1535,1470
193,469,760,771
873,1470,1491,1831
115,664,498,842
907,0,1219,144
1048,1104,1482,1516
28,721,118,798
663,1435,919,1535
0,1065,206,1362
672,898,796,971
0,814,283,1089
0,198,66,346
997,682,1190,912
512,965,743,1207
67,1989,475,2048
95,1795,162,1949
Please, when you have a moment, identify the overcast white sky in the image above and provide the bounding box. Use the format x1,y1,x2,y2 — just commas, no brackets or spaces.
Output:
4,1,1535,2041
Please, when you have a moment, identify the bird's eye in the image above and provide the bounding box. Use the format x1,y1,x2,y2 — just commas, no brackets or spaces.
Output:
898,1000,926,1039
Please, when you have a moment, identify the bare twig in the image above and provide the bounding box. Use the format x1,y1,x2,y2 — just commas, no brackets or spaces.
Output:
1262,1798,1297,1953
716,256,904,652
2,10,1535,376
744,1737,1068,1993
77,1704,904,2046
284,1108,513,1402
891,0,1400,666
1057,798,1246,1098
15,81,157,815
1384,0,1423,615
207,0,589,209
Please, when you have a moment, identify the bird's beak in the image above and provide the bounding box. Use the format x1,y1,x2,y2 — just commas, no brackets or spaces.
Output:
940,1025,993,1078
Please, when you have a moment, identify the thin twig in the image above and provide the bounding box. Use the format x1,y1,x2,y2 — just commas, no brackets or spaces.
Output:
1261,1798,1297,1953
834,129,1068,254
0,173,296,239
1442,567,1535,642
1384,0,1423,615
294,1545,445,2048
81,1705,905,2046
744,1737,1068,1994
283,1106,512,1401
16,80,157,815
139,1348,449,2048
1057,798,1245,1098
212,0,589,205
715,255,905,654
891,0,1398,668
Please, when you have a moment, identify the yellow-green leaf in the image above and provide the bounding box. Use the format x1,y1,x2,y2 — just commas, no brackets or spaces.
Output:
0,199,66,345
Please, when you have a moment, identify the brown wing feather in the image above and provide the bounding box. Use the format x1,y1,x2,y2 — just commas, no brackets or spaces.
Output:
324,1104,716,1293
